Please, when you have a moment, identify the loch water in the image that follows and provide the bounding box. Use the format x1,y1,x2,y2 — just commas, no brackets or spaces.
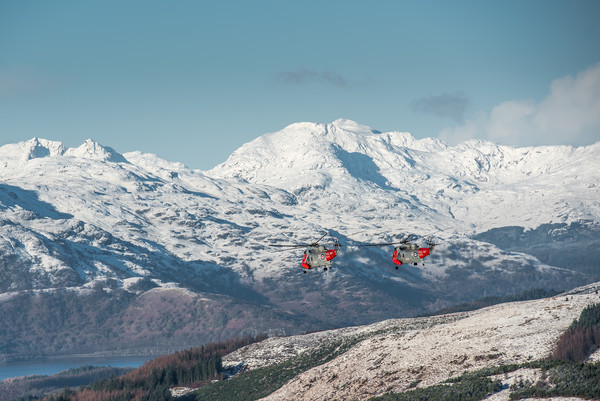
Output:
0,356,155,381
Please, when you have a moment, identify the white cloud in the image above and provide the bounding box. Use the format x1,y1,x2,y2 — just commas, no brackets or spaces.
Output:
440,62,600,146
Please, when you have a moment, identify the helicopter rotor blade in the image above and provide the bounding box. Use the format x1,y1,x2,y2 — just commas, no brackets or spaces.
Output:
269,246,305,253
400,233,417,243
269,243,311,249
354,242,397,247
353,239,414,247
268,232,330,250
311,232,329,246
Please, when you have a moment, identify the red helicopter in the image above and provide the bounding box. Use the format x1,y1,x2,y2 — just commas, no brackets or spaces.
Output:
269,233,341,273
270,233,436,272
357,234,437,269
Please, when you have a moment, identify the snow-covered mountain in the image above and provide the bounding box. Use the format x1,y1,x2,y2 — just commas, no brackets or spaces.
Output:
0,138,298,291
209,118,600,233
0,120,599,359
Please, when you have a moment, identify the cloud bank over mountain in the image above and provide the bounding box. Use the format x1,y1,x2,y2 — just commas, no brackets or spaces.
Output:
440,62,600,147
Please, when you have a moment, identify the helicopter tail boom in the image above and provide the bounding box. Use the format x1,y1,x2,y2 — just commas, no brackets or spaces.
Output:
418,247,430,258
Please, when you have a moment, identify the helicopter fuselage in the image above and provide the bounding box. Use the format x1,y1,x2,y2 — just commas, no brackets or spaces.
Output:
302,245,337,270
392,243,432,267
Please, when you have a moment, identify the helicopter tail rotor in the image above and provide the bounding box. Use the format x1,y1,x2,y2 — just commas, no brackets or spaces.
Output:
426,235,440,251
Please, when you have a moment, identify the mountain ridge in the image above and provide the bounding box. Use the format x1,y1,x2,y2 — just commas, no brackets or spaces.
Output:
208,119,600,233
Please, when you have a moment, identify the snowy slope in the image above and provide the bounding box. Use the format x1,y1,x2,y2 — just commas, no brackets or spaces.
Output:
218,282,600,401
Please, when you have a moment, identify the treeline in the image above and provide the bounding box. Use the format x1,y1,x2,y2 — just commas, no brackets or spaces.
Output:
44,334,267,401
508,361,600,400
127,334,266,383
552,303,600,362
497,303,600,399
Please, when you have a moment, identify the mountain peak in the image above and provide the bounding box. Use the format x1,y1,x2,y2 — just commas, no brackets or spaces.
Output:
208,119,427,190
0,138,127,164
64,139,128,163
330,118,381,135
20,138,67,160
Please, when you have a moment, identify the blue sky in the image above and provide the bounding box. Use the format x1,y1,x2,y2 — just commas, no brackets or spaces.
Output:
1,0,599,169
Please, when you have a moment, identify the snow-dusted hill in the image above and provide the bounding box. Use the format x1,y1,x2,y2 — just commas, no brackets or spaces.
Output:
0,120,599,358
217,282,600,401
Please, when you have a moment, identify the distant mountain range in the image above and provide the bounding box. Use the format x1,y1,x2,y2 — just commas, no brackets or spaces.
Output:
1,119,599,360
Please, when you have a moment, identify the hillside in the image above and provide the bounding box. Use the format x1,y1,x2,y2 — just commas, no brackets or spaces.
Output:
37,283,600,401
196,282,600,401
0,120,599,360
